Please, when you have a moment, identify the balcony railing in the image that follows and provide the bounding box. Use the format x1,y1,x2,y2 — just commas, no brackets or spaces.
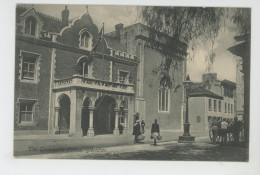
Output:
53,75,134,95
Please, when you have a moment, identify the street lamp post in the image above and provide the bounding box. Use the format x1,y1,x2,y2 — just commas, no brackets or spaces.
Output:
178,75,195,143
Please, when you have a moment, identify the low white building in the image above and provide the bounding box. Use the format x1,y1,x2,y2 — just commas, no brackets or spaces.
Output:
188,73,236,133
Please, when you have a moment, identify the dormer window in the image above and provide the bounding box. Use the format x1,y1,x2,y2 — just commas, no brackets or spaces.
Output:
79,29,93,50
81,32,90,48
25,16,37,36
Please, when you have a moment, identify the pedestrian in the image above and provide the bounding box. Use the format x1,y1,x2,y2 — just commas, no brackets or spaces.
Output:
232,116,241,145
141,120,145,134
211,118,219,144
132,120,141,144
151,119,160,146
134,112,140,124
220,118,228,144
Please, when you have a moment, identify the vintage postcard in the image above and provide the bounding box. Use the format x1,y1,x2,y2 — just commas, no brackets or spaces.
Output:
13,3,251,162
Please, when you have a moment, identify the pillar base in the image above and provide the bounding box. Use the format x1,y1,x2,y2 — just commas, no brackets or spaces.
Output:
53,127,60,135
123,128,128,135
87,128,95,137
69,132,82,137
178,136,195,143
113,128,120,136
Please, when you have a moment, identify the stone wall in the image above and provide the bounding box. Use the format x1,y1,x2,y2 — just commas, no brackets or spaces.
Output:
15,40,52,130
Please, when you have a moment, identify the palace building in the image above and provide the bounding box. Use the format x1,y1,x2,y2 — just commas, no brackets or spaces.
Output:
14,5,188,136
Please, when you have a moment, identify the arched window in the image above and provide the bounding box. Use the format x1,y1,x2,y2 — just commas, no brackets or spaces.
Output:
79,30,92,50
158,86,170,112
25,16,37,36
77,56,92,77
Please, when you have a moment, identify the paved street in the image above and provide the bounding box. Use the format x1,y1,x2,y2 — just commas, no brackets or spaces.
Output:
14,130,206,156
16,137,248,161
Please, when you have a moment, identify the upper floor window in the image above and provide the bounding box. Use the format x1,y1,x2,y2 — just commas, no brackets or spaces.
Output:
208,99,212,111
228,103,230,113
79,29,92,50
219,101,221,112
159,87,170,112
76,56,92,78
25,16,37,36
119,71,129,84
20,51,40,83
231,104,233,114
225,103,227,113
214,100,217,112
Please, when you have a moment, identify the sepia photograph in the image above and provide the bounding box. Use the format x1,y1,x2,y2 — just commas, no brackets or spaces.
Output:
12,3,252,161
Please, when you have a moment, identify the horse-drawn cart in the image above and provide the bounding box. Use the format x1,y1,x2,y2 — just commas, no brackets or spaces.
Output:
209,120,244,144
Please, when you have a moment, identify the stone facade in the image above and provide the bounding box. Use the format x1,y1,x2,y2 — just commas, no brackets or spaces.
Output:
14,5,188,137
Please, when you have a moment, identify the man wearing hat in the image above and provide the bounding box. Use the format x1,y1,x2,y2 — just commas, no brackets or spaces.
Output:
151,119,160,146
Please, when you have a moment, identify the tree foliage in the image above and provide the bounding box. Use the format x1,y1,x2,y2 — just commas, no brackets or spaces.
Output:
141,6,250,88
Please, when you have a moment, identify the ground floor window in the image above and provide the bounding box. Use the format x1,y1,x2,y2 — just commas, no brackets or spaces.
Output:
19,99,37,124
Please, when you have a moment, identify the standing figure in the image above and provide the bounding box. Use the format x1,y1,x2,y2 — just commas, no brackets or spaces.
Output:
141,120,145,134
132,120,141,143
233,116,240,145
151,119,160,146
220,118,228,144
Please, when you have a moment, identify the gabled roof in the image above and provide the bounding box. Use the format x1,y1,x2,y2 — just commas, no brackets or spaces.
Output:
16,6,64,33
189,87,223,100
103,35,127,52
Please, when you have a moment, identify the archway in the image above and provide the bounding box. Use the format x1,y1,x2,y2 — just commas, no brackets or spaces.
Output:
58,94,70,134
81,98,91,136
94,95,117,135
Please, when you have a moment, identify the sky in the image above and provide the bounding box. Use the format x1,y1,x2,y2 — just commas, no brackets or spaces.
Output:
20,4,238,82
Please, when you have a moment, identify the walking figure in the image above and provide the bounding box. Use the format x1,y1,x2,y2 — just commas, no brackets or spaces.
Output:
151,119,161,146
132,120,141,143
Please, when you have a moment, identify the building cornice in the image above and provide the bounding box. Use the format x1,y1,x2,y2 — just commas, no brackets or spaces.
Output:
16,34,139,66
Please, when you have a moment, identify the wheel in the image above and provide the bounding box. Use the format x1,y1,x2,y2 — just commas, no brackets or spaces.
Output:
209,128,220,143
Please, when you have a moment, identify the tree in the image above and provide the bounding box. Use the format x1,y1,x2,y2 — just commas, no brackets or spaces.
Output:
141,6,250,149
141,6,250,88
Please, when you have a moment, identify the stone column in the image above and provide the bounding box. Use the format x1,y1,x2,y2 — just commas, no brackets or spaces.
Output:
113,108,120,136
87,106,95,136
53,107,60,134
69,90,83,137
123,109,128,135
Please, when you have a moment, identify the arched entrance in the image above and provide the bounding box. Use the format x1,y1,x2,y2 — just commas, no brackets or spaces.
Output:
81,98,91,136
94,96,117,135
58,94,70,134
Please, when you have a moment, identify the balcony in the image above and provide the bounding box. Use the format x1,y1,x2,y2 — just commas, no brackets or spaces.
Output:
53,75,135,95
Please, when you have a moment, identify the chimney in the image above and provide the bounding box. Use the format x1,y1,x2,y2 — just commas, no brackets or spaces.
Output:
62,5,69,27
115,23,123,38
